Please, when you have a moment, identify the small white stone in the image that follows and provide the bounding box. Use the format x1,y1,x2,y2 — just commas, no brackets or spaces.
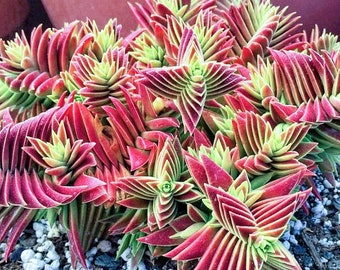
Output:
282,240,291,250
21,249,35,263
0,243,7,253
33,222,46,239
36,235,47,244
321,257,328,263
281,230,290,241
323,180,333,189
28,258,46,270
35,230,44,238
85,258,92,269
34,252,43,260
313,218,321,224
311,203,324,215
47,224,61,238
49,260,61,270
33,222,45,233
322,208,328,216
86,246,98,257
64,250,71,259
44,264,52,270
335,181,340,188
319,238,328,246
138,261,147,270
47,250,60,261
293,220,304,233
37,240,54,253
120,247,131,261
324,220,332,228
289,235,298,245
317,185,325,193
97,240,112,252
23,262,41,270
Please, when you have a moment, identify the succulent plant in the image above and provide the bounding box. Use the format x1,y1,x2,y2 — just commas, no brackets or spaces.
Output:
116,137,201,230
139,27,243,133
0,0,339,269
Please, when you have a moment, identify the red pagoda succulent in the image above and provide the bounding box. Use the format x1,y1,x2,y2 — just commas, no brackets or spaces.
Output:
0,0,339,269
139,27,243,133
116,137,202,230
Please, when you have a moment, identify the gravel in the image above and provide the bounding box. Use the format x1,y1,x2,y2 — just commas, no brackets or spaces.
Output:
0,171,339,270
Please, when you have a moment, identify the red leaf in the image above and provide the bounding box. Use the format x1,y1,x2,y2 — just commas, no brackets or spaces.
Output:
3,209,36,260
202,154,233,191
117,197,149,209
260,170,304,199
185,153,207,193
127,146,150,171
138,226,182,246
164,225,219,260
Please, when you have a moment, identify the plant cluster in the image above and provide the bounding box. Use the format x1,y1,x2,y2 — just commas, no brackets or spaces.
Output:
0,0,339,269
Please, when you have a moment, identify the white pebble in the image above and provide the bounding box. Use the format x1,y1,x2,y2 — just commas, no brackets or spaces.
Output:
282,240,291,250
86,246,98,257
281,230,290,241
319,238,329,247
335,181,340,188
45,260,60,270
293,220,304,233
36,235,47,243
138,261,147,270
97,240,112,252
313,217,321,224
87,256,94,262
289,235,298,245
322,208,328,216
33,222,45,232
311,203,324,214
47,250,60,261
321,257,328,263
64,250,71,259
47,224,61,238
34,252,43,260
21,249,35,263
317,185,324,193
85,258,92,268
323,180,333,189
324,220,332,228
37,240,54,253
23,262,41,270
24,258,46,270
35,230,44,238
33,223,46,239
120,247,131,261
0,243,7,254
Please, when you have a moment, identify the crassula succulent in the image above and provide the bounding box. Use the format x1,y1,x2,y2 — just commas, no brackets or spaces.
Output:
0,0,339,269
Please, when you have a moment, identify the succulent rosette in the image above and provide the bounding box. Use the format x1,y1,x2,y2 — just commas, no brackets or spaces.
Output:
0,0,340,269
116,137,202,230
165,156,311,270
139,27,243,134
